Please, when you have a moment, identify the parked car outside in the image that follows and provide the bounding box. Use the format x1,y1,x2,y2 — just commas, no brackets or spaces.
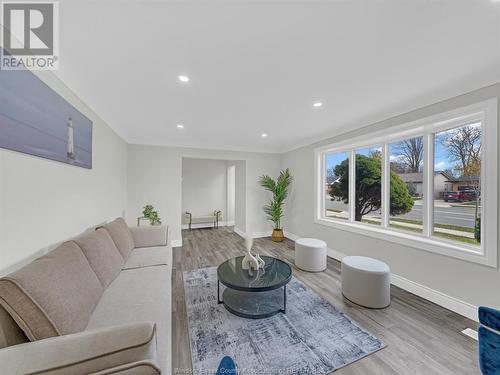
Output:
443,190,477,202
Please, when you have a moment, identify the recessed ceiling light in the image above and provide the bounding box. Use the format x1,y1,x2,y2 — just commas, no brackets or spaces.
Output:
178,75,190,83
313,102,323,108
176,123,184,129
261,133,268,138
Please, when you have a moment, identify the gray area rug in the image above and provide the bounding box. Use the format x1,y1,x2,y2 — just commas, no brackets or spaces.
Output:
183,266,385,374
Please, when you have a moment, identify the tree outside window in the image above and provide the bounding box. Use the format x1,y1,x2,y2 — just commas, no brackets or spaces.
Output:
328,147,413,223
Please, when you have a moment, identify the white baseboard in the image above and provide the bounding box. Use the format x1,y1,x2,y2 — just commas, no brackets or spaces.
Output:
253,231,273,238
326,247,347,261
182,221,231,230
461,328,478,341
171,239,182,248
233,228,273,239
390,273,478,321
233,229,299,240
233,227,245,237
283,230,478,322
284,231,300,241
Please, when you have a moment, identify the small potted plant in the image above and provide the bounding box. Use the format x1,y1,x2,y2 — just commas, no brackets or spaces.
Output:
259,169,293,242
142,204,162,225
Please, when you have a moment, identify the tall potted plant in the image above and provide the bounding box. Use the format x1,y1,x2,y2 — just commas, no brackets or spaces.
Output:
259,168,293,242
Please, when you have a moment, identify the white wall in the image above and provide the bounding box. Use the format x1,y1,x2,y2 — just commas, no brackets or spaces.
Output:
234,160,246,232
3,60,495,322
182,158,228,223
226,164,236,224
282,83,500,312
0,70,128,274
128,145,280,246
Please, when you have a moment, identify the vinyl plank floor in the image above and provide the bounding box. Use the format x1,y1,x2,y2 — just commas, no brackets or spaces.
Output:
171,227,479,374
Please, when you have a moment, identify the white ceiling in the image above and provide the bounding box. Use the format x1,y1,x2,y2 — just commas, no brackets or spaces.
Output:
55,0,500,153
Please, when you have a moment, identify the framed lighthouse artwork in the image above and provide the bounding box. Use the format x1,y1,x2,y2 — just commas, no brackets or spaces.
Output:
0,53,93,169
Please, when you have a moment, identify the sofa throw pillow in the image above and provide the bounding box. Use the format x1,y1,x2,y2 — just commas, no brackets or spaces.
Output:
73,228,124,288
103,218,135,260
0,242,103,341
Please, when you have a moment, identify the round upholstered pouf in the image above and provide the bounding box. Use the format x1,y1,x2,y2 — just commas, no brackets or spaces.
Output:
295,238,327,272
341,256,391,308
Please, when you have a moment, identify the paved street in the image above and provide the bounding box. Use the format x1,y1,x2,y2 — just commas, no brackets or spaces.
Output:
399,204,476,227
325,197,477,227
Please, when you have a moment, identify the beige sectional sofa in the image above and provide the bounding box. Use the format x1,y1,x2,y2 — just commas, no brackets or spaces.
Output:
0,218,171,374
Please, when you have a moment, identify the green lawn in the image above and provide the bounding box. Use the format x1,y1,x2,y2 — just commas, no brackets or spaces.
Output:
389,217,474,233
361,219,380,225
389,223,422,233
433,232,479,245
450,202,481,208
326,208,343,213
362,219,423,233
361,217,478,245
388,217,421,225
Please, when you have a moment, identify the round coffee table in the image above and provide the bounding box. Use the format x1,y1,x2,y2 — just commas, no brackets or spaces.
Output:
217,256,292,319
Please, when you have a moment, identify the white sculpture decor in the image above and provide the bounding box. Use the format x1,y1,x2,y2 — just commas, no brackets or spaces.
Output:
256,254,265,269
242,236,258,270
241,236,265,270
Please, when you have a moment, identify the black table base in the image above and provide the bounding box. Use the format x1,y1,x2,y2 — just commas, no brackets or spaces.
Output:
217,280,287,319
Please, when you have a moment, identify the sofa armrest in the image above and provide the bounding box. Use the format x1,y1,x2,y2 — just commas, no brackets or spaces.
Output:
130,225,168,248
0,322,160,375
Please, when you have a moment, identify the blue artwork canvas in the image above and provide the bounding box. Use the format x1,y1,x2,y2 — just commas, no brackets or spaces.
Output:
0,51,92,169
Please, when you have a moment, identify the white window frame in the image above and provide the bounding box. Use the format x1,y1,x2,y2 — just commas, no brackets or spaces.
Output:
314,99,498,267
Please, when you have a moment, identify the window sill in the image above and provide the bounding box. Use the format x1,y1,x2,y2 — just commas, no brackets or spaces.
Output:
315,217,496,267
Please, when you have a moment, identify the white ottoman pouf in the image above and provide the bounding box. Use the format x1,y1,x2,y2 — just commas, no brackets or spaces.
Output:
295,238,327,272
341,256,390,308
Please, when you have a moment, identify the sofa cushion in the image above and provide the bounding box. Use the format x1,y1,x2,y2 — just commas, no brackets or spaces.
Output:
73,229,124,288
122,247,170,270
129,226,167,248
0,305,28,348
86,266,171,372
103,218,135,260
0,242,103,341
92,361,161,375
0,322,159,375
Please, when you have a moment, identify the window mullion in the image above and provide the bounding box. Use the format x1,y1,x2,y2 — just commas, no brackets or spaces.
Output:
349,150,355,222
423,133,434,237
381,144,390,228
320,153,325,219
315,99,496,267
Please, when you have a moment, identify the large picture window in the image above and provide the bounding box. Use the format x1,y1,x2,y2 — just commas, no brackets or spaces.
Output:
315,99,497,266
433,123,482,245
389,137,423,234
354,146,382,225
325,151,349,220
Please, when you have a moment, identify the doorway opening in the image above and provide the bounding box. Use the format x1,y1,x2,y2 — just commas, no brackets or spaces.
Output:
181,158,245,231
